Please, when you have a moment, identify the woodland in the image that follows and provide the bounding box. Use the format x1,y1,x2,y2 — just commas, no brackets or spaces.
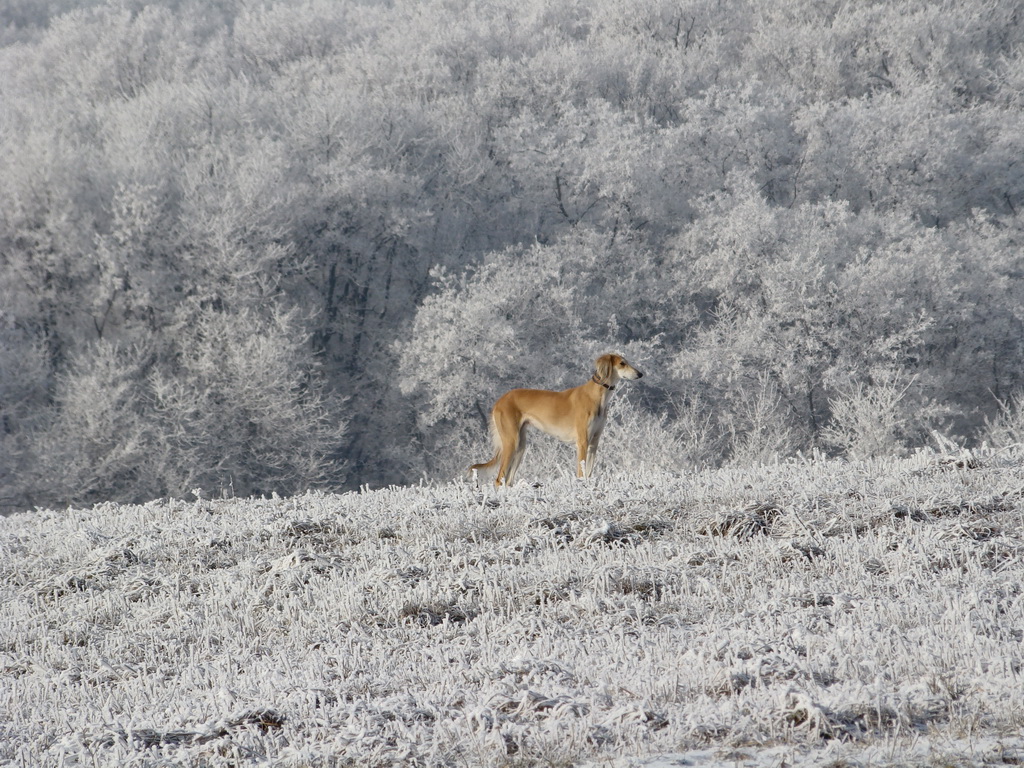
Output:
2,0,1024,510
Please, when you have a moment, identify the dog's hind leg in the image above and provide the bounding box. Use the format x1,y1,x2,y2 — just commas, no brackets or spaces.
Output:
507,424,528,486
493,409,521,487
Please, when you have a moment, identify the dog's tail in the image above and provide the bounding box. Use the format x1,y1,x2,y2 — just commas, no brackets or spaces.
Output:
469,452,500,473
469,412,500,475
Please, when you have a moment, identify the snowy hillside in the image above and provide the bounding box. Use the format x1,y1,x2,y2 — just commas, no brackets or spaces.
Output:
3,452,1024,766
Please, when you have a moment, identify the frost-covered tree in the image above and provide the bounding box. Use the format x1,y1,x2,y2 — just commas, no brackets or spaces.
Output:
29,306,345,508
144,304,347,501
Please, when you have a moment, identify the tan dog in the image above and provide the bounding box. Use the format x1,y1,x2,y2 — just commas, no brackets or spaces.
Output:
471,354,643,486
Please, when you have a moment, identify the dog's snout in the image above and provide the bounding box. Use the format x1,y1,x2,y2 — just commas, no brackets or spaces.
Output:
635,370,644,379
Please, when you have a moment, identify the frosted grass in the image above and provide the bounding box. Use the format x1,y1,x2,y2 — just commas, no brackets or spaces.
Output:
2,451,1023,766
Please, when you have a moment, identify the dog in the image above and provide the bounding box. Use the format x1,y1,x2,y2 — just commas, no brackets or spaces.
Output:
470,353,643,486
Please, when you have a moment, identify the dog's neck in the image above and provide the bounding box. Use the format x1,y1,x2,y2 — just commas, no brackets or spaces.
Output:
591,374,616,391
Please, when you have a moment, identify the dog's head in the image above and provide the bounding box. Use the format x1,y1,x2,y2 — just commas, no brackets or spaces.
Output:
595,353,643,385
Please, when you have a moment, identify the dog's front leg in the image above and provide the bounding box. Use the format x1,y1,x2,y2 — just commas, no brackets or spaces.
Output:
576,438,589,478
576,438,600,478
583,436,600,479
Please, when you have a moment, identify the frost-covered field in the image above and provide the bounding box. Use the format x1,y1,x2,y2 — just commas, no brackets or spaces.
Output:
3,452,1024,767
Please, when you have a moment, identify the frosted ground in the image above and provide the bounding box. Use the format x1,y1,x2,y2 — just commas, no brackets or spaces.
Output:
3,451,1024,767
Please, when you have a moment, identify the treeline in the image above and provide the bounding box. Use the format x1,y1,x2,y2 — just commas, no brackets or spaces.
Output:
2,0,1023,509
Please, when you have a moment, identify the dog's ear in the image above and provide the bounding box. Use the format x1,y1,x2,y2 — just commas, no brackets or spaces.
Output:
595,354,614,382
